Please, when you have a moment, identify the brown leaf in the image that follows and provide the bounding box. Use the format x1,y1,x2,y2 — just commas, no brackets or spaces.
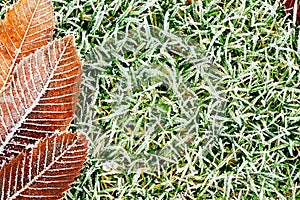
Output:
0,131,88,200
0,35,82,167
280,0,300,24
0,0,55,92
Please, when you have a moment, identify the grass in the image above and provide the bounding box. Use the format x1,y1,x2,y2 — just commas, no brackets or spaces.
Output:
1,0,300,199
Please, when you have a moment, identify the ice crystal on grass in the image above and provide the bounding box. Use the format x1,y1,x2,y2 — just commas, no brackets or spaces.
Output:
54,0,300,198
75,24,226,171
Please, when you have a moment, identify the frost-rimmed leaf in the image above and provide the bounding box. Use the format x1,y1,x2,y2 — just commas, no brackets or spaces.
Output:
0,35,82,167
280,0,300,24
0,131,88,200
0,0,55,92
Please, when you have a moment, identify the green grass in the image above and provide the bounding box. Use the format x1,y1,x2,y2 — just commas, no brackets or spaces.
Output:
1,0,300,199
58,0,300,199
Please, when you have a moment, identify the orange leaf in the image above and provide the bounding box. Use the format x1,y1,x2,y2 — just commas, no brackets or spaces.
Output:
0,35,82,167
0,131,88,199
280,0,300,24
0,0,55,93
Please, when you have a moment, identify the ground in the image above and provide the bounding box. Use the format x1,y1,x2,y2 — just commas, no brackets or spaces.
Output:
1,0,300,199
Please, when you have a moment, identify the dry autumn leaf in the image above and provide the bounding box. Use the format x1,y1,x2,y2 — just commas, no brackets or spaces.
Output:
0,0,89,198
0,0,55,93
0,35,82,168
0,132,88,199
280,0,300,24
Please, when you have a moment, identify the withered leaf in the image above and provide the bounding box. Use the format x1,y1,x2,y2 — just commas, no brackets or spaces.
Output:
0,0,55,93
0,0,88,198
0,132,88,199
280,0,300,24
0,35,82,167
